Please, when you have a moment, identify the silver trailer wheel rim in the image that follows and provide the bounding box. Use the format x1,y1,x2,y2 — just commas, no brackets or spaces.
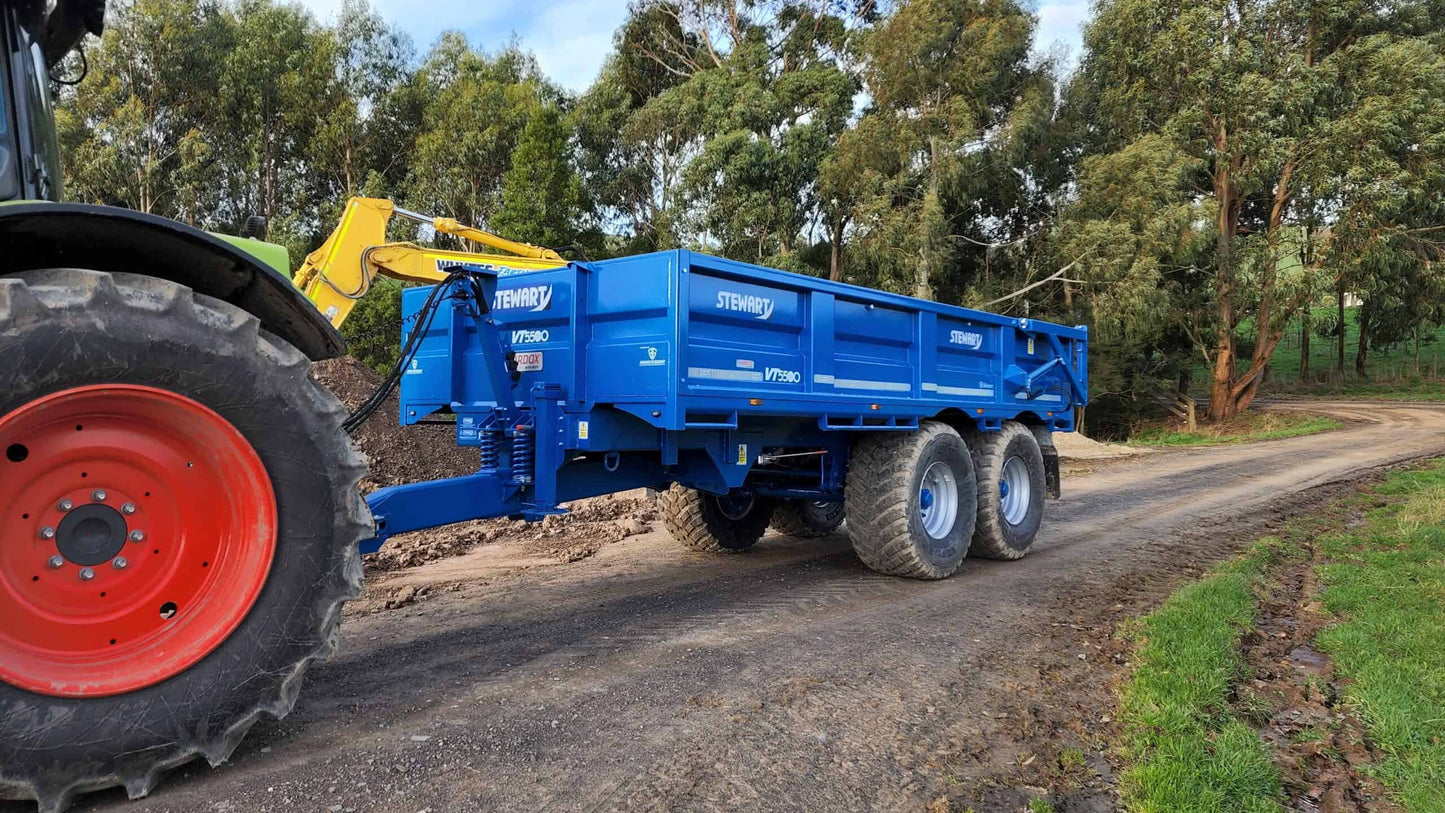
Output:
999,456,1030,525
918,461,959,539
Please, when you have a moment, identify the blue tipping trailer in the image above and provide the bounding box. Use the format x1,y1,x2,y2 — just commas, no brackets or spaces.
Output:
363,249,1088,579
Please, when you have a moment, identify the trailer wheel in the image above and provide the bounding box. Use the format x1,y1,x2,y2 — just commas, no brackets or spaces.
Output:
659,485,775,554
770,500,845,538
967,421,1046,560
0,270,368,813
845,422,976,579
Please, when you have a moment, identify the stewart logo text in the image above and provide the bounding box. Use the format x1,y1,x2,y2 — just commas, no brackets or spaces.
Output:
765,367,801,384
949,330,984,350
493,285,553,313
715,290,775,320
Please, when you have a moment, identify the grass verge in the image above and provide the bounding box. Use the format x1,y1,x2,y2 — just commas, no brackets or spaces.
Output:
1312,464,1445,810
1115,547,1283,812
1129,410,1341,448
1115,460,1445,811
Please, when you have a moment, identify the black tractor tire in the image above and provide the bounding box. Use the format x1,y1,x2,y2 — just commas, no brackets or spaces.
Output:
845,422,977,579
659,485,775,554
0,270,369,813
967,421,1047,560
770,500,845,538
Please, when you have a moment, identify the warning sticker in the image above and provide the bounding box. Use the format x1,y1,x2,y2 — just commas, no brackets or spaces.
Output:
578,421,590,440
1026,337,1036,355
736,444,749,465
515,351,543,372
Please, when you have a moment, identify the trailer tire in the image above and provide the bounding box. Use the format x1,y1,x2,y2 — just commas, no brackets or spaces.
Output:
845,422,976,579
967,421,1046,560
770,500,845,538
0,270,368,813
659,486,775,554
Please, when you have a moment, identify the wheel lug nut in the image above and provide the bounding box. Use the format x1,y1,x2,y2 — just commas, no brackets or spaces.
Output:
57,499,73,512
121,503,136,515
112,557,128,570
92,490,107,502
48,555,64,569
79,567,95,581
129,530,145,542
39,526,55,540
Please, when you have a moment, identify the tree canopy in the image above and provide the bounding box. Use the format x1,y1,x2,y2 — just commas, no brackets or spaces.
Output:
56,0,1445,419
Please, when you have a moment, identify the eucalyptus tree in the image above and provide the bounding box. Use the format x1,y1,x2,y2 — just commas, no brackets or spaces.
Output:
1069,0,1445,419
831,0,1064,302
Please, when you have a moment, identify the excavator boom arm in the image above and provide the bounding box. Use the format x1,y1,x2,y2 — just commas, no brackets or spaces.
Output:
293,197,566,328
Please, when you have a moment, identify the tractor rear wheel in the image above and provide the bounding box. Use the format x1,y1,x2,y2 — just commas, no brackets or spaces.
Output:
0,270,368,813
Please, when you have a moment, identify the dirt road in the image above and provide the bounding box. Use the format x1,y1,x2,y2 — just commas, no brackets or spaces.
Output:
20,401,1445,813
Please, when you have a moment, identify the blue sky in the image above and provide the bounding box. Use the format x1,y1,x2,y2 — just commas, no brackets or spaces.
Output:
296,0,1091,92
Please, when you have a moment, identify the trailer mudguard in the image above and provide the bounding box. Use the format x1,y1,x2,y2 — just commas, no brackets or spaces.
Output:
0,201,345,360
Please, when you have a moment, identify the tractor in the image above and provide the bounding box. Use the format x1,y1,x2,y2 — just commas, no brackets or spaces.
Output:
1,3,370,811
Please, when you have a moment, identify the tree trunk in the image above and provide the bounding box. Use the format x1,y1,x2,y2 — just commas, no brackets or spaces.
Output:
915,137,943,301
1415,327,1421,376
1207,160,1240,422
828,216,846,282
1300,307,1311,383
1337,280,1346,374
1355,307,1369,378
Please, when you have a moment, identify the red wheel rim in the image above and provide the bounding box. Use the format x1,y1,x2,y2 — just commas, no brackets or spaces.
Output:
0,385,277,697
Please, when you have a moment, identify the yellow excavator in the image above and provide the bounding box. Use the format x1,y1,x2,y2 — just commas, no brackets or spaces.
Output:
292,197,570,328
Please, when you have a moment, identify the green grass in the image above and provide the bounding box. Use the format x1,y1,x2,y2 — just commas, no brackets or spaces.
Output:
1114,461,1445,812
1229,306,1445,384
1312,463,1445,811
1115,547,1284,812
1267,378,1445,402
1129,411,1342,447
1187,307,1445,396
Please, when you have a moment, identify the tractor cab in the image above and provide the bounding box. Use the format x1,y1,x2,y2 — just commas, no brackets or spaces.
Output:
1,0,103,202
0,4,22,201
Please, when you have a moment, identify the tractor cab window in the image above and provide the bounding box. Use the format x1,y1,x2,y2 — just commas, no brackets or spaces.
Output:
17,33,60,199
0,19,16,202
0,7,61,202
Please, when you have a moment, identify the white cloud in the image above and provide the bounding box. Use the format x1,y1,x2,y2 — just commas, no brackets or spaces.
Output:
298,0,1089,90
1035,0,1090,64
520,1,628,92
294,0,625,91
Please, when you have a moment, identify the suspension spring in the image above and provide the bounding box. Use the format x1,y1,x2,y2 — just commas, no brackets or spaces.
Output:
511,426,534,484
479,429,500,471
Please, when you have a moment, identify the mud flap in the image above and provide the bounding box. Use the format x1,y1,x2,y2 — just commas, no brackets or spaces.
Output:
1043,448,1061,499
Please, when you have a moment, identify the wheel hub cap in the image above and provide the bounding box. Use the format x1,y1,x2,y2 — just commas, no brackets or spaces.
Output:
0,385,278,698
715,492,756,520
55,503,129,566
918,461,958,540
1000,455,1031,526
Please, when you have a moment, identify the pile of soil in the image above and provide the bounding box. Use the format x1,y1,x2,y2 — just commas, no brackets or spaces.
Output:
1054,430,1140,460
310,357,478,490
309,358,657,572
